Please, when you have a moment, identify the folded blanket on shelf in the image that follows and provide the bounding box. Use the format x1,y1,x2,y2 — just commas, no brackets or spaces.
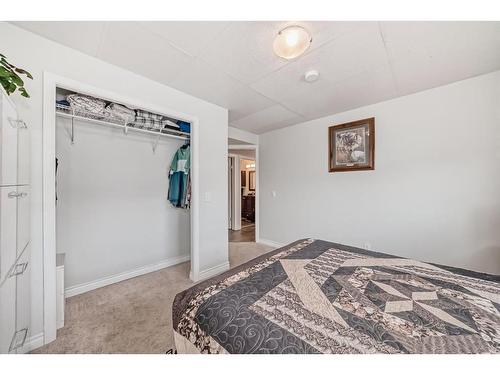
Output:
135,109,163,121
104,103,135,123
163,119,181,131
134,116,163,130
67,94,106,115
133,117,183,133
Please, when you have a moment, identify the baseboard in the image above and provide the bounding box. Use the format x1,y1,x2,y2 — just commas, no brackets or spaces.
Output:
65,254,190,297
258,238,286,248
17,332,44,354
192,261,230,282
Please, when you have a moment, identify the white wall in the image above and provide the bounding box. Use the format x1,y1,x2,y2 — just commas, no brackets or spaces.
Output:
0,22,228,342
228,126,259,145
260,71,500,275
56,119,190,289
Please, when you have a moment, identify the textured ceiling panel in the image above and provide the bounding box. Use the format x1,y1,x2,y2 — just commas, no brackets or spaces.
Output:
13,21,500,134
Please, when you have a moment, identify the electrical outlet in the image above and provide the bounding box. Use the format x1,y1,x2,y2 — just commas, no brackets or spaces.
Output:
363,242,372,250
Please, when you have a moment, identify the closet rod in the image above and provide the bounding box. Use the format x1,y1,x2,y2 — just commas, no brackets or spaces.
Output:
56,110,190,141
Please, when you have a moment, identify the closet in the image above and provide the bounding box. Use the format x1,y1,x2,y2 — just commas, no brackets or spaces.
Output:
54,87,191,308
0,90,31,353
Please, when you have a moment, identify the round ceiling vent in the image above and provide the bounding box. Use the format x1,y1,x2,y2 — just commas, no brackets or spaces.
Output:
304,70,320,83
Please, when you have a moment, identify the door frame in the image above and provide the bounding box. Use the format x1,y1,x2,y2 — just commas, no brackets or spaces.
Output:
42,72,200,344
227,156,233,230
227,153,241,231
228,145,259,242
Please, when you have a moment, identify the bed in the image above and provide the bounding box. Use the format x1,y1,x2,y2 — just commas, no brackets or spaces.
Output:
172,239,500,354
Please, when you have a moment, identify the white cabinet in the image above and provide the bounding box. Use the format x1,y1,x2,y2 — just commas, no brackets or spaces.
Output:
0,274,16,353
0,91,31,354
16,118,30,186
0,93,19,186
15,185,30,257
0,247,31,353
13,246,31,352
0,92,29,186
0,186,17,282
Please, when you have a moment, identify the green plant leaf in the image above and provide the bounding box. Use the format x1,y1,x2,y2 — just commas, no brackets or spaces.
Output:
10,74,24,87
0,67,12,77
2,61,14,69
18,87,30,98
15,68,33,79
7,82,16,95
0,61,12,70
0,53,32,98
0,80,8,93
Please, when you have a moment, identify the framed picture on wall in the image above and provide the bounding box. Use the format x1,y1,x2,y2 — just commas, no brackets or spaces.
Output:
328,117,375,172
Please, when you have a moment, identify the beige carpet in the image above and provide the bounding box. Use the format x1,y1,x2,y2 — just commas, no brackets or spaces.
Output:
31,242,274,354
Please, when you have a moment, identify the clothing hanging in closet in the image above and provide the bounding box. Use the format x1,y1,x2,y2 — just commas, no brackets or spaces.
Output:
168,144,190,208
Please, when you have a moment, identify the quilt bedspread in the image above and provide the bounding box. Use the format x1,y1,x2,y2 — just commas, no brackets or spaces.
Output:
172,239,500,354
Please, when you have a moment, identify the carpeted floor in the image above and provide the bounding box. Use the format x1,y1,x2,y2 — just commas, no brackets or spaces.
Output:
31,241,274,354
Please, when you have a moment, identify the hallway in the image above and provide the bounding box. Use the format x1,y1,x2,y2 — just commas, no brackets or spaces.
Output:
228,223,255,242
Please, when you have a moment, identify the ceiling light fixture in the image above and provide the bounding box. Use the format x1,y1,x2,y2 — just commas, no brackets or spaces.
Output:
273,25,312,60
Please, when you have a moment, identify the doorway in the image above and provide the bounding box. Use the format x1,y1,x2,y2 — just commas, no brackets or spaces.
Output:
42,73,201,344
227,146,258,243
238,158,255,240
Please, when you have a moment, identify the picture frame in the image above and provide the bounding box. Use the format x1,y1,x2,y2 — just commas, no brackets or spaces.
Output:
328,117,375,172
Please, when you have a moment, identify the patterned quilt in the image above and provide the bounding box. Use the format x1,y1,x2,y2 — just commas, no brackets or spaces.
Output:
172,239,500,354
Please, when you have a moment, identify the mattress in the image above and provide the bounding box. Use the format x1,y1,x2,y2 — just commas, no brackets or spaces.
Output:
172,239,500,354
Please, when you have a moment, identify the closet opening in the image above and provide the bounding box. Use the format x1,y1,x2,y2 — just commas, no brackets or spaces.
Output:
42,73,200,344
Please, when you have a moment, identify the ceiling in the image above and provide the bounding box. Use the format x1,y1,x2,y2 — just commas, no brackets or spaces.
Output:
13,21,500,134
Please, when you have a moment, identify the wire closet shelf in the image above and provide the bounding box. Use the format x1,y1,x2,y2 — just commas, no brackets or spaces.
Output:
55,103,191,142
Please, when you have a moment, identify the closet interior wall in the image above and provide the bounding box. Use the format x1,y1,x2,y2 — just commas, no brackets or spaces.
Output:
55,97,190,293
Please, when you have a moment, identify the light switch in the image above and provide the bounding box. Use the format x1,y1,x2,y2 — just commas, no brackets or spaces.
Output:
271,190,277,197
